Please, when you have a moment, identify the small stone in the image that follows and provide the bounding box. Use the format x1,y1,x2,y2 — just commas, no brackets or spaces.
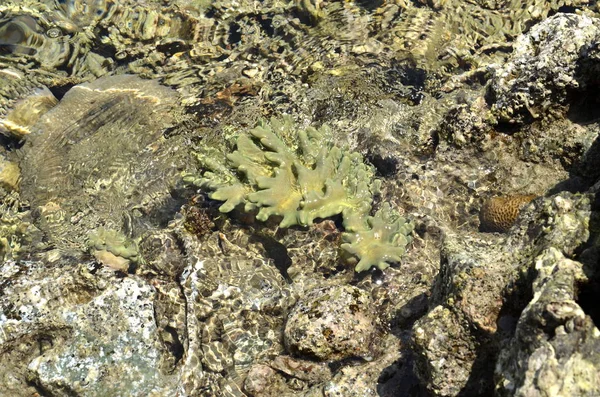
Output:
93,249,130,272
243,364,275,395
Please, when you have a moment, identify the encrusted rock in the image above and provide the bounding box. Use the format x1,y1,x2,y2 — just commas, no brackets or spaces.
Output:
489,13,600,124
412,230,514,396
495,247,600,396
178,226,294,394
284,285,378,361
28,277,177,396
413,191,594,396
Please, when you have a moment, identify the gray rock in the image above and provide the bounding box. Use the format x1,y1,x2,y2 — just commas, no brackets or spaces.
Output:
489,13,600,124
412,233,509,396
412,191,594,396
495,247,600,396
28,277,177,396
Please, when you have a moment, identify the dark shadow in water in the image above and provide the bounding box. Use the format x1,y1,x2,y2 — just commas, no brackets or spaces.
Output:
376,291,432,396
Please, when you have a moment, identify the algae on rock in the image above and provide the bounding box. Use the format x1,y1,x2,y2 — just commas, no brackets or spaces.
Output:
186,117,413,272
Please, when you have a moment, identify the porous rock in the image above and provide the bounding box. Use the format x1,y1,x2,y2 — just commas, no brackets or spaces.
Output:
489,13,600,124
495,247,600,397
412,233,510,396
321,334,403,397
412,191,594,396
177,224,294,394
28,277,177,396
284,285,378,361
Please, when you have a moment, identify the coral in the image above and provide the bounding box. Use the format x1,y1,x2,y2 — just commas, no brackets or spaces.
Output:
87,227,140,271
341,203,413,273
479,194,536,233
19,75,186,257
187,117,413,272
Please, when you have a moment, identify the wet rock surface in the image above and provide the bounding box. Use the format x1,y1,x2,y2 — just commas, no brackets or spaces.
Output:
489,13,600,124
0,1,600,397
283,285,378,361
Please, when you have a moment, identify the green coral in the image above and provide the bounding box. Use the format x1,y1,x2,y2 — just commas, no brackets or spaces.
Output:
87,228,140,262
341,203,413,273
186,117,413,272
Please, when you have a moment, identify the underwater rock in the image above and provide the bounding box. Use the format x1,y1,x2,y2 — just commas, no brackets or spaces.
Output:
0,86,57,139
413,191,594,396
412,233,510,396
19,74,188,257
0,155,20,192
283,285,378,361
495,247,600,397
28,276,178,396
0,0,209,79
177,225,293,394
320,335,403,397
0,13,71,70
413,306,480,397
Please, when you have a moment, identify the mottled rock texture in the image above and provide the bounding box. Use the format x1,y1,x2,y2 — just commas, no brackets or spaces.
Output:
284,285,378,361
495,247,600,397
0,1,600,396
489,13,600,124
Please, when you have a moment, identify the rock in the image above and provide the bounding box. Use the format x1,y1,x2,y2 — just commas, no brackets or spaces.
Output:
0,155,19,192
27,277,177,396
495,247,600,397
284,285,378,361
0,260,177,396
244,364,278,396
177,225,294,394
412,233,509,396
412,191,594,396
413,306,478,396
489,13,600,124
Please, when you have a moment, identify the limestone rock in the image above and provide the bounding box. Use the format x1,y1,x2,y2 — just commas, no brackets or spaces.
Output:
284,285,378,361
489,13,600,124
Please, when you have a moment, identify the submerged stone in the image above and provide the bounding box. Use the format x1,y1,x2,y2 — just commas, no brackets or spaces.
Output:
19,74,188,257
